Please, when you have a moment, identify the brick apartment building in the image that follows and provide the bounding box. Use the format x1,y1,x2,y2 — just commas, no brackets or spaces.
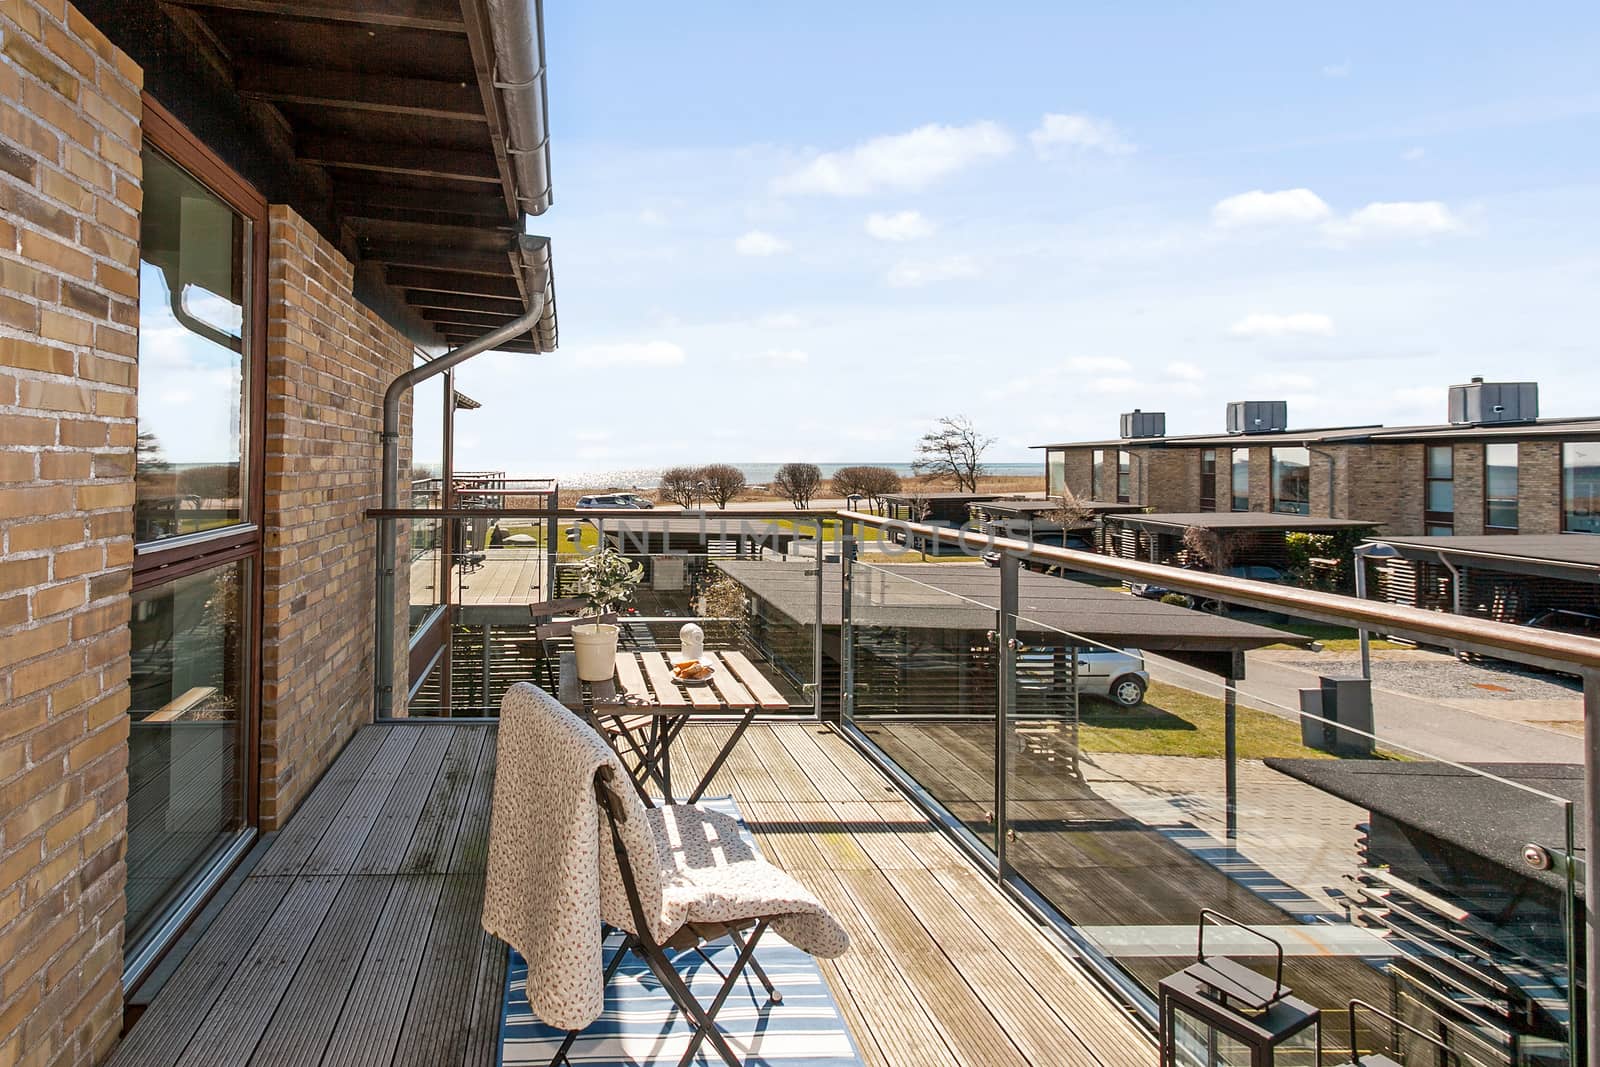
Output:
0,2,556,1062
1035,381,1600,539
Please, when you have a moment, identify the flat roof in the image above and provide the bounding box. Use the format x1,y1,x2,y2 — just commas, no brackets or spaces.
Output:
1032,415,1600,451
1107,512,1380,533
1368,534,1600,580
882,492,1045,504
716,561,1305,655
1266,759,1583,894
973,499,1145,516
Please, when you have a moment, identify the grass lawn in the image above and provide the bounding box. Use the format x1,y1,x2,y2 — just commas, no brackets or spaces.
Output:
1077,681,1335,760
1260,620,1407,652
857,550,985,564
497,522,600,550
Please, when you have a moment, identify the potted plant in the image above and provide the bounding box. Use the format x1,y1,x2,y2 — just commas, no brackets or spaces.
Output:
570,548,643,681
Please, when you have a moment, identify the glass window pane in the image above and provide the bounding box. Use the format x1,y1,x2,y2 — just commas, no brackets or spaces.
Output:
1272,446,1310,515
1231,448,1249,511
1485,443,1519,529
127,559,250,945
136,148,249,545
1426,480,1454,512
1564,441,1600,533
1426,444,1453,479
1091,450,1104,500
1046,450,1065,497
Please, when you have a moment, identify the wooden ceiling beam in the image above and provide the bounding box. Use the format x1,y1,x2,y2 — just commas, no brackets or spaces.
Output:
404,291,522,314
363,242,513,275
336,184,512,230
385,267,520,298
420,308,519,328
169,0,465,33
238,64,485,122
298,136,500,184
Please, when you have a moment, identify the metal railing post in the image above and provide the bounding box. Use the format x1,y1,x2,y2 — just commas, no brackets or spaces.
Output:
996,551,1018,876
841,517,857,723
1586,671,1598,1067
813,517,825,721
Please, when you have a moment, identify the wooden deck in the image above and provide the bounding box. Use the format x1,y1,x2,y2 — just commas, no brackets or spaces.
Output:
112,721,1152,1067
411,549,546,608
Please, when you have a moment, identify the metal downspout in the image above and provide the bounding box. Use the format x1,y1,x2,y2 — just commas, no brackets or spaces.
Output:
374,302,546,717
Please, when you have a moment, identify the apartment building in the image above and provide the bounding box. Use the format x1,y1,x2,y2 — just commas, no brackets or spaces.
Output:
0,2,556,1062
1036,381,1600,539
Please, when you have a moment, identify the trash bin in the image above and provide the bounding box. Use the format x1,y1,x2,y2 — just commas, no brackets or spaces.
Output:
1299,676,1373,757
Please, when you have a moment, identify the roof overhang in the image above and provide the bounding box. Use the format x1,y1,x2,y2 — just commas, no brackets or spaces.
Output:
161,0,558,352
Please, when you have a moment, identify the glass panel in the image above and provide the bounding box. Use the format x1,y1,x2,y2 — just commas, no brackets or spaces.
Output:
1426,523,1454,536
1200,450,1217,511
845,558,1000,855
1426,444,1454,479
1231,448,1250,511
1271,447,1310,515
1092,450,1105,501
1046,450,1066,497
1485,442,1519,529
1117,451,1132,503
1002,586,1580,1065
408,368,445,634
1562,441,1600,533
136,148,249,545
127,559,249,946
1425,479,1454,513
1171,1006,1254,1067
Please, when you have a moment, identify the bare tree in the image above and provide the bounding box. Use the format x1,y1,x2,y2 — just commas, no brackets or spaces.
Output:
773,462,822,509
700,463,747,508
658,466,701,508
832,465,902,513
1182,525,1235,573
912,415,993,490
1045,487,1095,528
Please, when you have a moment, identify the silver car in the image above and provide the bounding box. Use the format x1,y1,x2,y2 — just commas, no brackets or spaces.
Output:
1019,646,1149,708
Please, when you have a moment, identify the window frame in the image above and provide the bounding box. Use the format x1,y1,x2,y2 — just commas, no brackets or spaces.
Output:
1270,446,1311,516
1091,449,1105,501
1424,444,1455,534
132,94,267,854
1562,440,1600,533
1230,447,1250,512
1483,441,1520,533
1116,450,1132,504
1198,449,1217,511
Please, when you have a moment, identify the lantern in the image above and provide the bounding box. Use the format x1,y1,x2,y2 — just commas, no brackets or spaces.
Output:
1331,999,1461,1066
1158,911,1320,1067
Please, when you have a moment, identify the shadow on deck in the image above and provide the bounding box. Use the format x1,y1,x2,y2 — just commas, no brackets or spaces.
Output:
110,721,1152,1067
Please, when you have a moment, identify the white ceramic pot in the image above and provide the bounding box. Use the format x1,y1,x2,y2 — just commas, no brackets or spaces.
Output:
571,622,620,682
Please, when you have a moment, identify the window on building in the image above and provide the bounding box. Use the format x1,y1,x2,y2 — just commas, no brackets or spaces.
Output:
1091,449,1105,500
1199,450,1217,511
1116,450,1132,503
1046,449,1066,498
1564,442,1600,533
1271,447,1310,515
1230,448,1250,511
1424,444,1455,534
1484,442,1519,531
129,106,266,963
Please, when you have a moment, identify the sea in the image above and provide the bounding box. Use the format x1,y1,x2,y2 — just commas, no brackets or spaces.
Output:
552,461,1045,491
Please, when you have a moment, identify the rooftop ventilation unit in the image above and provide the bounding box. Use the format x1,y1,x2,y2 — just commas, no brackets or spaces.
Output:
1226,400,1288,435
1120,409,1166,439
1447,377,1539,426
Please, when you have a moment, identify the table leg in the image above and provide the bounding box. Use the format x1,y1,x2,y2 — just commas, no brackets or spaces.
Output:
687,710,758,804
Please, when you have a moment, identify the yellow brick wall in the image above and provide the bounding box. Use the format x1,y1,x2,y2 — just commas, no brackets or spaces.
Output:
0,2,142,1063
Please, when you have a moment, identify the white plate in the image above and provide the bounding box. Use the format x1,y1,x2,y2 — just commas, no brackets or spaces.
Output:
672,663,717,686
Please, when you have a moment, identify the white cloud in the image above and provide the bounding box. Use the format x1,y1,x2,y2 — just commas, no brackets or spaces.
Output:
741,348,809,365
885,255,979,288
1228,312,1336,339
1029,113,1134,156
757,311,806,330
773,121,1015,197
1325,201,1462,241
865,210,935,242
1066,355,1133,373
1089,377,1141,394
1402,146,1426,161
1212,188,1332,228
1321,61,1351,78
1166,360,1206,382
734,230,791,256
571,340,686,367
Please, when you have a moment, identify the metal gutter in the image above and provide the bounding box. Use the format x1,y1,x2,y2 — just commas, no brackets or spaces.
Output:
484,0,552,216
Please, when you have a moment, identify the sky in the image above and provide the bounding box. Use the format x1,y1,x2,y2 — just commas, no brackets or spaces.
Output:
448,1,1600,478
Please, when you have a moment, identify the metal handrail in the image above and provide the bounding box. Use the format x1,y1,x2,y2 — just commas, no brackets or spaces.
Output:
838,510,1600,675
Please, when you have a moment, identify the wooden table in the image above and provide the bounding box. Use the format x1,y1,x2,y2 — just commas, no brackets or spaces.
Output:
558,650,789,803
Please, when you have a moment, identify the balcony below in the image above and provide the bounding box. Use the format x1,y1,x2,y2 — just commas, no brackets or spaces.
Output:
110,720,1152,1067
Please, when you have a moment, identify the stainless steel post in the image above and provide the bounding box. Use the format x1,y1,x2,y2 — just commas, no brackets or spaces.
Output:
1224,652,1242,841
1585,671,1597,1067
813,518,825,721
1354,551,1372,680
841,518,857,723
997,552,1019,874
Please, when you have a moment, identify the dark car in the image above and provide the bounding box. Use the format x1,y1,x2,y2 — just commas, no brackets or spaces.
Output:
1131,564,1284,611
982,531,1095,569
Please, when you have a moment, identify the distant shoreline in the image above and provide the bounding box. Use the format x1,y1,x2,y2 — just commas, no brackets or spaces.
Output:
517,461,1045,491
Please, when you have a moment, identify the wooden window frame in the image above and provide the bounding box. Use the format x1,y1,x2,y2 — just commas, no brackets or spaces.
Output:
1230,447,1250,512
134,93,269,837
1424,443,1454,534
1115,450,1132,504
1199,449,1217,511
1483,441,1519,534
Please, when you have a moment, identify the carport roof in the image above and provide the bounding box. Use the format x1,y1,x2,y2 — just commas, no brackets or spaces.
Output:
1368,534,1600,582
1108,512,1379,533
717,561,1305,655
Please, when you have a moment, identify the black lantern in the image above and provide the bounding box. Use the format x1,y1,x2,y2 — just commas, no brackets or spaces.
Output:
1332,999,1461,1066
1158,911,1321,1067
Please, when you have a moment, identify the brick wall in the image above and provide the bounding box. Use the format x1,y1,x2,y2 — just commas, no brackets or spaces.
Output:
0,3,142,1064
1518,441,1562,535
259,206,413,829
1056,447,1092,500
1452,442,1485,535
1146,449,1199,511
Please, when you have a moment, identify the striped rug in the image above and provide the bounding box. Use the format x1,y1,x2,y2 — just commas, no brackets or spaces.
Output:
498,798,863,1067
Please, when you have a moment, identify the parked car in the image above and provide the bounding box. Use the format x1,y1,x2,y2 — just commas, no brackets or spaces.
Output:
576,493,651,509
981,531,1095,569
1523,608,1600,638
1018,646,1149,707
1131,564,1284,610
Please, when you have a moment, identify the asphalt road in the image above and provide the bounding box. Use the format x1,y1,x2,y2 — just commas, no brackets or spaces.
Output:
1147,652,1583,765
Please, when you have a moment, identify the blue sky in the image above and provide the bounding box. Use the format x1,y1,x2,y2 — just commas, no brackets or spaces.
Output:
450,2,1600,478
